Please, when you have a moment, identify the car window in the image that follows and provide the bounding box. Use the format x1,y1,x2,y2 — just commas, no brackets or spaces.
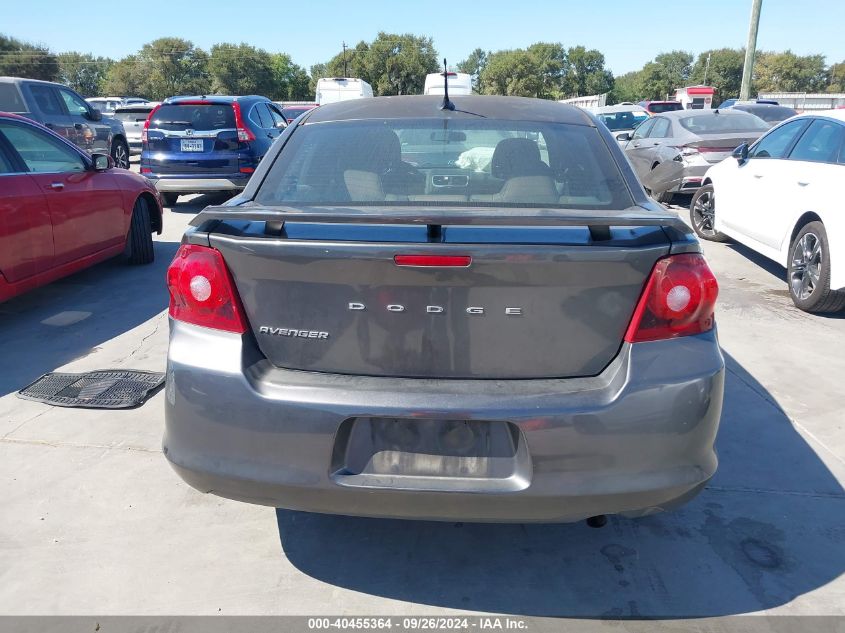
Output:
255,118,634,211
113,108,154,123
267,104,286,127
679,112,770,134
58,89,90,116
597,111,649,132
631,118,654,140
28,85,64,116
250,103,269,129
0,121,85,173
787,119,845,164
648,102,682,114
148,104,236,131
749,119,809,159
0,145,14,173
0,84,26,112
649,118,671,138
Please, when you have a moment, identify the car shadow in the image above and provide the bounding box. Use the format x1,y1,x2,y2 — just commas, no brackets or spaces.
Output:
167,192,235,214
0,240,178,398
275,351,845,617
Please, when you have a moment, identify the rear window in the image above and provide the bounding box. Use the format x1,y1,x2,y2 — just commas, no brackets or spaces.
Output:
679,112,770,134
598,111,649,131
148,104,235,131
255,119,634,210
740,106,797,123
0,84,25,112
282,108,311,121
648,102,682,113
113,108,154,123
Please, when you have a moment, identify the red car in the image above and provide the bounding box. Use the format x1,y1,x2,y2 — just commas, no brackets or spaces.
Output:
0,112,162,303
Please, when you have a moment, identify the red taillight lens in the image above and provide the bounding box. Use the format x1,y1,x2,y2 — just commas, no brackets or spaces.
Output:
166,244,248,333
394,255,472,267
232,102,256,142
624,253,718,343
142,104,161,144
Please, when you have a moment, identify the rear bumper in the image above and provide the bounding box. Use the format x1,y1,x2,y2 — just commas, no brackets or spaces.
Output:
164,321,725,522
668,164,710,194
151,177,247,193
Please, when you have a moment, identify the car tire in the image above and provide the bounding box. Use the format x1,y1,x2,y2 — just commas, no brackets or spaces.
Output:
111,138,130,169
689,185,729,242
787,221,845,313
161,193,179,207
125,196,155,265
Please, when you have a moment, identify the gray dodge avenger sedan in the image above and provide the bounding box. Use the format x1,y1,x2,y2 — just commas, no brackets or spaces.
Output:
164,95,724,524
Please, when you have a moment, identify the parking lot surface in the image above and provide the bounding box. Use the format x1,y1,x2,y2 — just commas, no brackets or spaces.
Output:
1,195,844,617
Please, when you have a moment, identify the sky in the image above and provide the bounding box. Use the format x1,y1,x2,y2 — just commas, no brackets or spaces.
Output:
4,0,845,75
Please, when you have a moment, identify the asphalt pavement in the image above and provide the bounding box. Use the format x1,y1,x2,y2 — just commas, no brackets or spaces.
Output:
1,192,844,617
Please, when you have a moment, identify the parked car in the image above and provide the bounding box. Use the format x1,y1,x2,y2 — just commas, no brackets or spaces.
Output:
0,77,131,169
279,103,317,123
729,103,798,127
593,104,650,145
164,95,724,524
691,110,845,312
315,77,374,105
140,95,287,206
86,97,148,115
113,102,159,154
423,71,473,95
717,98,779,109
0,113,162,302
638,100,683,115
620,108,770,203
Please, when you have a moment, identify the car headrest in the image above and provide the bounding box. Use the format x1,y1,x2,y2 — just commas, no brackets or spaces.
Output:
339,127,402,174
491,138,549,179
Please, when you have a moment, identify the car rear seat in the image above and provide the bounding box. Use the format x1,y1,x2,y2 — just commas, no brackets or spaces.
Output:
470,138,559,204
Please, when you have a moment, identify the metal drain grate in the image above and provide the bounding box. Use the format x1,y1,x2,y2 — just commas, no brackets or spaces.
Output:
18,370,165,409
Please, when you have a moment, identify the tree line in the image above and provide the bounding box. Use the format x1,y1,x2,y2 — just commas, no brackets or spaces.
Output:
2,32,844,103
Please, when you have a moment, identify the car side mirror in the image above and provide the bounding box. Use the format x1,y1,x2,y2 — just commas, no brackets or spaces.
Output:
732,143,749,163
92,153,112,171
616,132,632,142
87,108,103,121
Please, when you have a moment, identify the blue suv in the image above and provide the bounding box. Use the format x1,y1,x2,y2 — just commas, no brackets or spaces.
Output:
141,95,287,206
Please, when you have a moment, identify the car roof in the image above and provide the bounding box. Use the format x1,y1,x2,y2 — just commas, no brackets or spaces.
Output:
164,95,266,105
789,109,845,123
0,76,61,87
653,109,754,120
304,95,594,125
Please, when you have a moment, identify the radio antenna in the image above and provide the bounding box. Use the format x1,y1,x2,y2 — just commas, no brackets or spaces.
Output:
439,58,455,111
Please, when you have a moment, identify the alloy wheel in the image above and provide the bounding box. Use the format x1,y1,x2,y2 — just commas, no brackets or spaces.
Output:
113,143,129,169
790,232,822,301
692,190,717,237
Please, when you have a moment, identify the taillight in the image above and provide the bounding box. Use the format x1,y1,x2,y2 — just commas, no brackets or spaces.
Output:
166,244,248,333
232,102,256,142
624,253,718,343
141,103,161,144
394,255,471,267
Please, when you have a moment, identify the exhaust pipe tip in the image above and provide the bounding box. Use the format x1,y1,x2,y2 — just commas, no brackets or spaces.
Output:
586,515,608,528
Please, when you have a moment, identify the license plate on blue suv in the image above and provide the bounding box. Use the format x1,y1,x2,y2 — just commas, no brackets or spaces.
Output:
180,139,203,152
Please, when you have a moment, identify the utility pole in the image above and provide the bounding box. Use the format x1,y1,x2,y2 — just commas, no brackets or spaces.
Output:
342,41,348,77
739,0,763,100
704,53,711,86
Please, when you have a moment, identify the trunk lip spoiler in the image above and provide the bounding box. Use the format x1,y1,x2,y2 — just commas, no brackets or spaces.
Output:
190,203,689,231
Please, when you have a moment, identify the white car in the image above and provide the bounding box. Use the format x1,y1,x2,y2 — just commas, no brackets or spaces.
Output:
593,104,650,145
691,110,845,312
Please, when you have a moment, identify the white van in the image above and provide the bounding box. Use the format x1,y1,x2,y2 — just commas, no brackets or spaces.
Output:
424,72,472,96
315,78,374,105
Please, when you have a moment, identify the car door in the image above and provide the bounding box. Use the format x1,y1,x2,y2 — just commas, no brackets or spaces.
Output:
624,117,656,179
720,118,811,242
765,118,845,252
23,83,75,144
0,119,125,265
0,128,54,281
57,86,110,155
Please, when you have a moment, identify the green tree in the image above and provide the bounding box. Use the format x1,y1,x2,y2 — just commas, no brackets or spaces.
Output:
319,33,438,95
309,62,328,95
101,55,146,97
0,34,58,81
607,70,642,104
479,49,543,97
635,51,693,100
270,53,310,100
136,37,210,99
827,61,845,93
755,51,828,93
564,45,613,97
57,52,113,96
457,48,487,92
527,42,568,99
208,43,274,96
689,48,744,101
